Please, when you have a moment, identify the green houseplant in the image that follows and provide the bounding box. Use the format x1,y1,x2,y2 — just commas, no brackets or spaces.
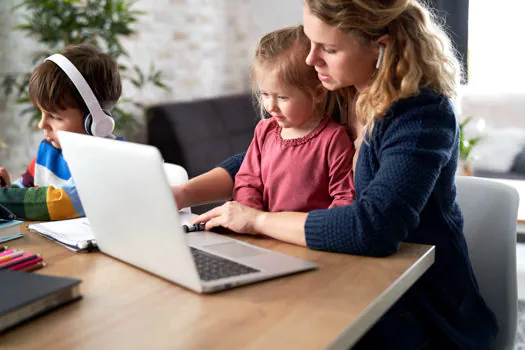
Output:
1,0,168,135
458,117,483,176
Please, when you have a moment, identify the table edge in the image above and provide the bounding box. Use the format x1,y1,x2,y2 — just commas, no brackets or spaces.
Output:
326,245,436,350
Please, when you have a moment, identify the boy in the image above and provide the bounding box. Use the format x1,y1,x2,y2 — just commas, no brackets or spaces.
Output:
0,43,122,220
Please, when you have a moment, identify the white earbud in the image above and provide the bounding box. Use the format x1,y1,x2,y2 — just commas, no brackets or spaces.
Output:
376,46,385,69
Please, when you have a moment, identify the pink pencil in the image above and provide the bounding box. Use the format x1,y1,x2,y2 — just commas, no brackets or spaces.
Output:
0,253,33,269
0,249,15,257
0,250,24,264
9,257,44,271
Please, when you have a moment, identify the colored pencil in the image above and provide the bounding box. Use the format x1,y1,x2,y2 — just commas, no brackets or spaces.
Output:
9,256,44,271
0,249,15,257
0,245,7,253
0,253,36,269
20,261,46,272
0,250,24,263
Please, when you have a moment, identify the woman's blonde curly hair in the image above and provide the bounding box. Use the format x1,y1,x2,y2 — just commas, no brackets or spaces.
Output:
305,0,462,130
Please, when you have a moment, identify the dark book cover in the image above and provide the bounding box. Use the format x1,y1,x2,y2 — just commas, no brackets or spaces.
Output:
0,270,82,333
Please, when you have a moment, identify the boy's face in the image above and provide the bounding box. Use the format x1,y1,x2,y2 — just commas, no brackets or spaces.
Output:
37,106,87,149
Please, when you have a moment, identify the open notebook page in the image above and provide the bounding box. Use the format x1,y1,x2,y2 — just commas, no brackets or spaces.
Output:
28,218,94,249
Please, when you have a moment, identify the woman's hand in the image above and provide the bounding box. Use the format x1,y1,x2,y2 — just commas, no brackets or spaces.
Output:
0,167,11,187
190,201,264,235
192,201,308,246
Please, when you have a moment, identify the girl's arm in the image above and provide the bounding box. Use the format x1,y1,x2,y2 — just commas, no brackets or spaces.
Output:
327,127,356,207
232,121,268,210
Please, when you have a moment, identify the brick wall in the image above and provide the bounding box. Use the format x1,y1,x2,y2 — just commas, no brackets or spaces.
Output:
0,0,301,174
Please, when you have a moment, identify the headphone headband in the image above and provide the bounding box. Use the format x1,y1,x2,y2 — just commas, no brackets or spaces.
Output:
44,53,114,137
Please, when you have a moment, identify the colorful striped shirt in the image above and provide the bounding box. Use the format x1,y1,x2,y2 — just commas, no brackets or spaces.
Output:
0,140,84,220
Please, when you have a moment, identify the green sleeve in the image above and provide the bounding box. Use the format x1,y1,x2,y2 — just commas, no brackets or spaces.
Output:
0,187,51,220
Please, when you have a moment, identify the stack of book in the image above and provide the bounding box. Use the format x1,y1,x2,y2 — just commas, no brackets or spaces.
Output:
0,246,45,272
0,270,82,333
0,219,24,244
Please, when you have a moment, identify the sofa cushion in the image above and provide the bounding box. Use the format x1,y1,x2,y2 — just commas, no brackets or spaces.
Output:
471,127,525,173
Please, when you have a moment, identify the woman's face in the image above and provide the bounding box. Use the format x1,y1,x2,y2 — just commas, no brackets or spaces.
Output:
303,4,379,92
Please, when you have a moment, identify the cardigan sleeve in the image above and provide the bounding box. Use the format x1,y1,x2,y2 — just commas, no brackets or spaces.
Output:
305,99,456,256
217,152,246,180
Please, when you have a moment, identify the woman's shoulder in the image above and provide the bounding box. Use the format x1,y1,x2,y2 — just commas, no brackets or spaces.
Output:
374,88,458,145
387,88,456,122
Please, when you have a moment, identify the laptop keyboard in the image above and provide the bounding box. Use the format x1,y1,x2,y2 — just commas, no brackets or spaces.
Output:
190,247,260,281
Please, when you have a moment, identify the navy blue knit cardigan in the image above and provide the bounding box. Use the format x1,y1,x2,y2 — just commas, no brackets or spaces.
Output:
219,89,497,349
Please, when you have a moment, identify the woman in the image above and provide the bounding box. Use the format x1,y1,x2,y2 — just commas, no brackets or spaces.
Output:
173,0,498,348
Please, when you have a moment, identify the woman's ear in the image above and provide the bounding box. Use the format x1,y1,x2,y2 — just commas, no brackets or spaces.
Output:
375,34,390,69
376,34,390,47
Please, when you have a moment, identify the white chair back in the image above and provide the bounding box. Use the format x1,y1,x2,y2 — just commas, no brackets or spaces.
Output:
456,176,519,349
163,163,191,214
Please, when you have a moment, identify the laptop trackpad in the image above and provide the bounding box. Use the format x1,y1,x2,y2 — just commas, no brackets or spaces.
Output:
202,242,267,259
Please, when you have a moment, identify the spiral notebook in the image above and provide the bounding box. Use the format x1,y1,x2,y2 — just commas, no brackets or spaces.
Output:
28,218,97,252
28,213,198,252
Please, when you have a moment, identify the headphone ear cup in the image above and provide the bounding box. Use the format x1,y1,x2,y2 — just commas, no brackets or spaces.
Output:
85,110,115,137
84,113,93,135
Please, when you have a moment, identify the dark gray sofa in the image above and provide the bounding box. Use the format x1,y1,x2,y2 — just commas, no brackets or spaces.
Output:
146,93,258,213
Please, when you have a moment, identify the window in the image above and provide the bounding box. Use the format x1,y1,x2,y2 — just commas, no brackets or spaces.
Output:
468,1,525,91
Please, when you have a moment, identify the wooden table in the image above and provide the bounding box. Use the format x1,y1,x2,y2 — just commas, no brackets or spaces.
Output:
1,224,435,350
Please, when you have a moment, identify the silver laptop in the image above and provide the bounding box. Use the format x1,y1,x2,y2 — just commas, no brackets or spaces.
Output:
58,131,316,293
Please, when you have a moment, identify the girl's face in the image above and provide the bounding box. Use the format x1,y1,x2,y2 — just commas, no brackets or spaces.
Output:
302,4,379,92
257,69,322,135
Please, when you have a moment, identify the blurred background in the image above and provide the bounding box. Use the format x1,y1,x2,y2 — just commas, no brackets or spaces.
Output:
1,0,524,180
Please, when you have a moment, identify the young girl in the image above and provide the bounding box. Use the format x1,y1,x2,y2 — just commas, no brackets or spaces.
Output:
233,25,355,212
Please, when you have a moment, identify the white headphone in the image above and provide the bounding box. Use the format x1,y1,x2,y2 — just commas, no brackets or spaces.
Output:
44,54,115,138
376,46,385,70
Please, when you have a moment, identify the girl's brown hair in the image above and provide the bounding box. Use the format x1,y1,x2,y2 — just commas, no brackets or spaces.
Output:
252,25,333,119
305,0,461,130
28,43,122,114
